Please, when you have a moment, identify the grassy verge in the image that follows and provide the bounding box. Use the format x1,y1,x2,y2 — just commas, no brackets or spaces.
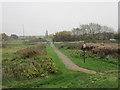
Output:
45,44,74,73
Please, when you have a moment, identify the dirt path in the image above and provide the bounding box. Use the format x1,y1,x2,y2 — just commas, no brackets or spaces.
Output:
51,44,96,74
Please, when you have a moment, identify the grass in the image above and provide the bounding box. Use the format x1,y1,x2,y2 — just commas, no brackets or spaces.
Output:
10,72,118,88
2,43,119,88
3,40,28,44
45,44,73,73
0,48,2,60
2,44,38,59
58,48,118,72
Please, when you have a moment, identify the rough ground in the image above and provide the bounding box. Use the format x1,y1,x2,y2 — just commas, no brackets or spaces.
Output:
51,44,96,74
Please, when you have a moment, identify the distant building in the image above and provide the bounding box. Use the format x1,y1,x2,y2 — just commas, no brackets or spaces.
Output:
45,30,49,41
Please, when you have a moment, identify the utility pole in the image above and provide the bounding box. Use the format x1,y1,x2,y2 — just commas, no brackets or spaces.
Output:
79,22,81,29
22,24,25,37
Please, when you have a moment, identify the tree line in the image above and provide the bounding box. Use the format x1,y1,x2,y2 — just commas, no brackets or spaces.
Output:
51,23,119,43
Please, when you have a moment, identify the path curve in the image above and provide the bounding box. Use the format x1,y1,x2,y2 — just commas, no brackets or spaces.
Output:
51,44,96,74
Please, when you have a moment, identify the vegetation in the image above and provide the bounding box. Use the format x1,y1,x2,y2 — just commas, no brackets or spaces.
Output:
55,42,118,72
17,46,46,58
1,18,119,89
8,72,118,88
55,42,119,59
2,44,58,81
2,42,118,88
0,33,9,41
23,37,47,45
51,23,119,43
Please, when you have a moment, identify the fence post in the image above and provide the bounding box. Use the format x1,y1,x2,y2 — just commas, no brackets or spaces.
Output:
84,49,85,63
82,43,86,63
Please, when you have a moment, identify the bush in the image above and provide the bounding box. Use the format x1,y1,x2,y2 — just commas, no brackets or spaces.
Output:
67,49,80,58
2,44,58,80
67,49,94,58
17,45,46,58
92,46,119,58
2,55,58,80
55,43,82,50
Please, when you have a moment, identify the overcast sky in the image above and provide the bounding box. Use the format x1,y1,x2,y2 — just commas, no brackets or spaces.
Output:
0,2,118,36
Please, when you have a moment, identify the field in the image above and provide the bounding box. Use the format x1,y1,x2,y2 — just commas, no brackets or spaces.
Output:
1,40,119,88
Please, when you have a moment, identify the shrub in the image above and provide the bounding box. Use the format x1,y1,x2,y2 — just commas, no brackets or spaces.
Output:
17,45,46,58
2,44,58,80
67,49,94,58
55,43,82,50
92,45,119,58
67,49,80,58
2,55,58,80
